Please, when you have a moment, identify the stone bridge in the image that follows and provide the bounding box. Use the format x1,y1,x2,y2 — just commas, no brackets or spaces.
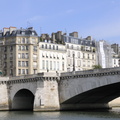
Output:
0,67,120,111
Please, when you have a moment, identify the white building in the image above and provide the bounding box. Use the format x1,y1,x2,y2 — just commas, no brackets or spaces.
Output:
96,40,112,68
112,51,120,67
63,35,96,71
38,41,67,73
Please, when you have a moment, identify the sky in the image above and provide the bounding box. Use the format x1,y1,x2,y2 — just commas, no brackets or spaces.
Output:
0,0,120,44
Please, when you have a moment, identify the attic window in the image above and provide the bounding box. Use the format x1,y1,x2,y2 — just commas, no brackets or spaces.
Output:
22,31,25,35
32,32,35,35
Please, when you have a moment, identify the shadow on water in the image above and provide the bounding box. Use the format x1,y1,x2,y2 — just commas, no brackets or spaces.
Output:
0,108,120,120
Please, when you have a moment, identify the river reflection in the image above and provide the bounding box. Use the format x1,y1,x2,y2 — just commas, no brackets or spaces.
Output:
0,108,120,120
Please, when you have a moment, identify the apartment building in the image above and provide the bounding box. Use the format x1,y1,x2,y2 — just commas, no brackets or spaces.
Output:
0,27,38,76
38,40,67,73
63,35,96,71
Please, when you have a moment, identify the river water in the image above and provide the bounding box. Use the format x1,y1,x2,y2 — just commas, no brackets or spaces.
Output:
0,108,120,120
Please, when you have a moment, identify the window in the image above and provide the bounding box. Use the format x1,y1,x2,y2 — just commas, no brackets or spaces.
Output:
62,62,64,71
71,45,73,49
92,55,94,60
114,59,116,64
68,51,70,57
22,32,25,35
26,61,28,66
57,62,59,70
18,53,21,59
26,38,29,43
67,44,69,48
26,53,29,58
22,61,25,67
32,32,35,35
21,46,25,50
83,53,85,58
33,46,37,51
42,44,44,48
18,61,21,67
88,54,90,59
50,61,52,70
26,46,28,50
34,69,37,74
10,61,13,67
78,52,80,58
18,69,21,74
10,46,13,51
18,38,21,43
32,38,36,44
46,60,48,70
56,46,58,50
22,53,25,58
49,45,51,49
26,69,28,74
10,69,13,75
18,46,21,50
22,38,25,43
53,45,55,50
22,69,25,74
42,60,45,69
45,44,47,49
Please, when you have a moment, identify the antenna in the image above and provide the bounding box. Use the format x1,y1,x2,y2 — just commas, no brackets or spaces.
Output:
65,28,67,35
40,27,42,35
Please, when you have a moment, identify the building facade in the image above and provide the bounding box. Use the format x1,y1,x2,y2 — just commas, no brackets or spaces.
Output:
96,40,113,68
0,27,38,76
38,41,67,73
63,35,96,71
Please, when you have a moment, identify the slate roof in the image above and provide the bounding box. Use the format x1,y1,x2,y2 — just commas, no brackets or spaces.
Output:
0,27,38,38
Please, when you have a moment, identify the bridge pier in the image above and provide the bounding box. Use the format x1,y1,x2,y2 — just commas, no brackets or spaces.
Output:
34,78,60,111
0,83,9,110
60,104,110,110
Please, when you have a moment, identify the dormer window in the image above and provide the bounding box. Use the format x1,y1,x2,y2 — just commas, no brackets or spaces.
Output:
22,31,25,35
32,32,35,35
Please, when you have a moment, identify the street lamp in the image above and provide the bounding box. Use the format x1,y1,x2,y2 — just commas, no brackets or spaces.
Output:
73,53,75,71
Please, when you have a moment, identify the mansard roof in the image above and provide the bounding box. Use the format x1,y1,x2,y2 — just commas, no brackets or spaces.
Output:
0,27,38,38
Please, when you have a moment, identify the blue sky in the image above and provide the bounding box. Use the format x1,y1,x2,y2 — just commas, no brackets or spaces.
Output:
0,0,120,44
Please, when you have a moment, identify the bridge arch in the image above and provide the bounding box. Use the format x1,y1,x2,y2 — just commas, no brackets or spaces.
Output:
12,89,34,110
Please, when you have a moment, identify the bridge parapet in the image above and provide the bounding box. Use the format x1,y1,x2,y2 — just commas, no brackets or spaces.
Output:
60,67,120,80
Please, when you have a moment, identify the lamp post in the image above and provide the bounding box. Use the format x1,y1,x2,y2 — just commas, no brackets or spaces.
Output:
73,53,75,71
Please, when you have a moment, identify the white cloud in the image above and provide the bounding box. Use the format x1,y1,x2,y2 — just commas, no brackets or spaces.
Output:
28,15,47,22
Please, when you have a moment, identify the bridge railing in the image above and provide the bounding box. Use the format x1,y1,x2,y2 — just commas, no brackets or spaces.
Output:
61,67,120,77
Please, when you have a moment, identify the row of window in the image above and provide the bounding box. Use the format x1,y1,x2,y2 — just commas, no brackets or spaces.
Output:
41,44,59,50
42,54,64,60
18,69,28,74
42,60,64,71
66,44,95,53
17,38,37,44
18,53,29,59
4,46,13,52
64,36,93,45
18,61,29,67
68,51,95,60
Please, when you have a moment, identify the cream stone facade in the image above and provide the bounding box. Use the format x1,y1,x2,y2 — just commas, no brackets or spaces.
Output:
0,27,38,76
63,35,96,71
112,53,120,67
38,41,67,73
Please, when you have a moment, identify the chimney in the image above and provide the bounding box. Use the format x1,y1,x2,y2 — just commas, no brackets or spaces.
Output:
9,27,17,34
86,36,92,40
3,27,9,35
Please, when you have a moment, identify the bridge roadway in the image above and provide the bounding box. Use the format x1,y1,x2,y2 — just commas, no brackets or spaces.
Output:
0,67,120,111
